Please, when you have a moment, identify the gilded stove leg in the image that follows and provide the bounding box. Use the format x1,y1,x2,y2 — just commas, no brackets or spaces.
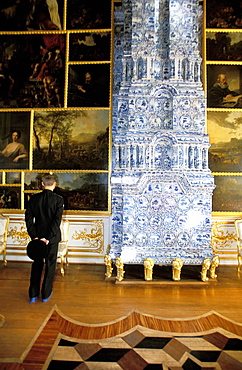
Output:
144,257,154,281
104,254,113,278
201,258,211,282
172,258,183,281
115,257,125,282
210,255,219,279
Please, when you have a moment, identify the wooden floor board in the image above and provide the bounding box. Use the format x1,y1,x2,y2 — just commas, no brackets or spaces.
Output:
0,262,242,365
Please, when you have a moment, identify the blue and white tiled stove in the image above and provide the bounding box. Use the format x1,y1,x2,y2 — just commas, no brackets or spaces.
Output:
108,0,217,281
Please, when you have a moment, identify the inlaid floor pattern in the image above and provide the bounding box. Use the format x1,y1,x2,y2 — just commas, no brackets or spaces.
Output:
14,307,242,370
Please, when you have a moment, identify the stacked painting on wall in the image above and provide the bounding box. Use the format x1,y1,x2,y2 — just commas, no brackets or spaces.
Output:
0,0,112,212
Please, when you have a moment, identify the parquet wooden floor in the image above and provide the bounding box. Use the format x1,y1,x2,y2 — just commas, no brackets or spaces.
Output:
0,262,242,369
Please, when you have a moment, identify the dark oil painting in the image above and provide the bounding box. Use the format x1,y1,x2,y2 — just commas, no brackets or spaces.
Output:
213,175,242,212
0,34,65,109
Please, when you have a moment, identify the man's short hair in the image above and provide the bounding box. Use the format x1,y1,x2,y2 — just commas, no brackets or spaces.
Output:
42,173,57,187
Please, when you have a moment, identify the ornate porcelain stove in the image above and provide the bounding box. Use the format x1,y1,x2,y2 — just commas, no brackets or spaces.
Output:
108,0,217,281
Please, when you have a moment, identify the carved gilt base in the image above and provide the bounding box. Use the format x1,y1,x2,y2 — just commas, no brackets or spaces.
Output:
104,255,220,283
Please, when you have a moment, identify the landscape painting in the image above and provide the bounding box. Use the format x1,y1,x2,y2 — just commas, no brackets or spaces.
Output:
213,175,242,212
33,110,109,170
206,32,242,61
6,172,21,184
24,172,108,211
208,111,242,172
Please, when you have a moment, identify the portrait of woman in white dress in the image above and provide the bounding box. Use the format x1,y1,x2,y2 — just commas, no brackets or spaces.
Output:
0,129,28,169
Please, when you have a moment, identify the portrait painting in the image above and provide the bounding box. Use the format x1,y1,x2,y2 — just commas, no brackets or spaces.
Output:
69,32,111,62
0,0,64,31
206,0,242,29
206,32,242,61
24,172,109,211
68,64,110,107
67,0,112,30
0,187,21,209
0,34,65,109
207,65,242,108
208,111,242,173
0,112,30,170
213,175,242,212
33,110,109,170
6,172,21,184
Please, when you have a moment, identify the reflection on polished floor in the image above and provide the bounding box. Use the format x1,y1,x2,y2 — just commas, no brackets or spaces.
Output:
0,262,242,369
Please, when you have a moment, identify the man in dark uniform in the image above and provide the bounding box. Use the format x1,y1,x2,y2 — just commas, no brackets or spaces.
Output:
25,173,64,303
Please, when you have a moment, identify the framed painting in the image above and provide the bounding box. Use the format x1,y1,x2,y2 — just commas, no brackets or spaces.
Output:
24,172,109,211
0,112,30,170
0,0,64,31
0,186,21,209
213,175,242,212
208,111,242,172
6,172,21,184
69,32,111,62
68,64,110,108
67,0,112,30
33,110,109,170
24,172,43,190
206,0,242,29
206,32,242,61
0,34,65,109
207,64,242,108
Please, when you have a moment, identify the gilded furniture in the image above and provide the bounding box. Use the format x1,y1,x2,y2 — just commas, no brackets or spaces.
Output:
0,214,9,266
57,219,70,277
234,219,242,271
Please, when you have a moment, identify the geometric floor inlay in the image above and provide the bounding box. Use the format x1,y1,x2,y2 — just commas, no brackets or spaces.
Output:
2,307,242,369
47,326,242,369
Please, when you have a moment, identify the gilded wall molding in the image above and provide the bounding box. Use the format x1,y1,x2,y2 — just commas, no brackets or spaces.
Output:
211,221,237,253
72,220,104,254
7,225,30,245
